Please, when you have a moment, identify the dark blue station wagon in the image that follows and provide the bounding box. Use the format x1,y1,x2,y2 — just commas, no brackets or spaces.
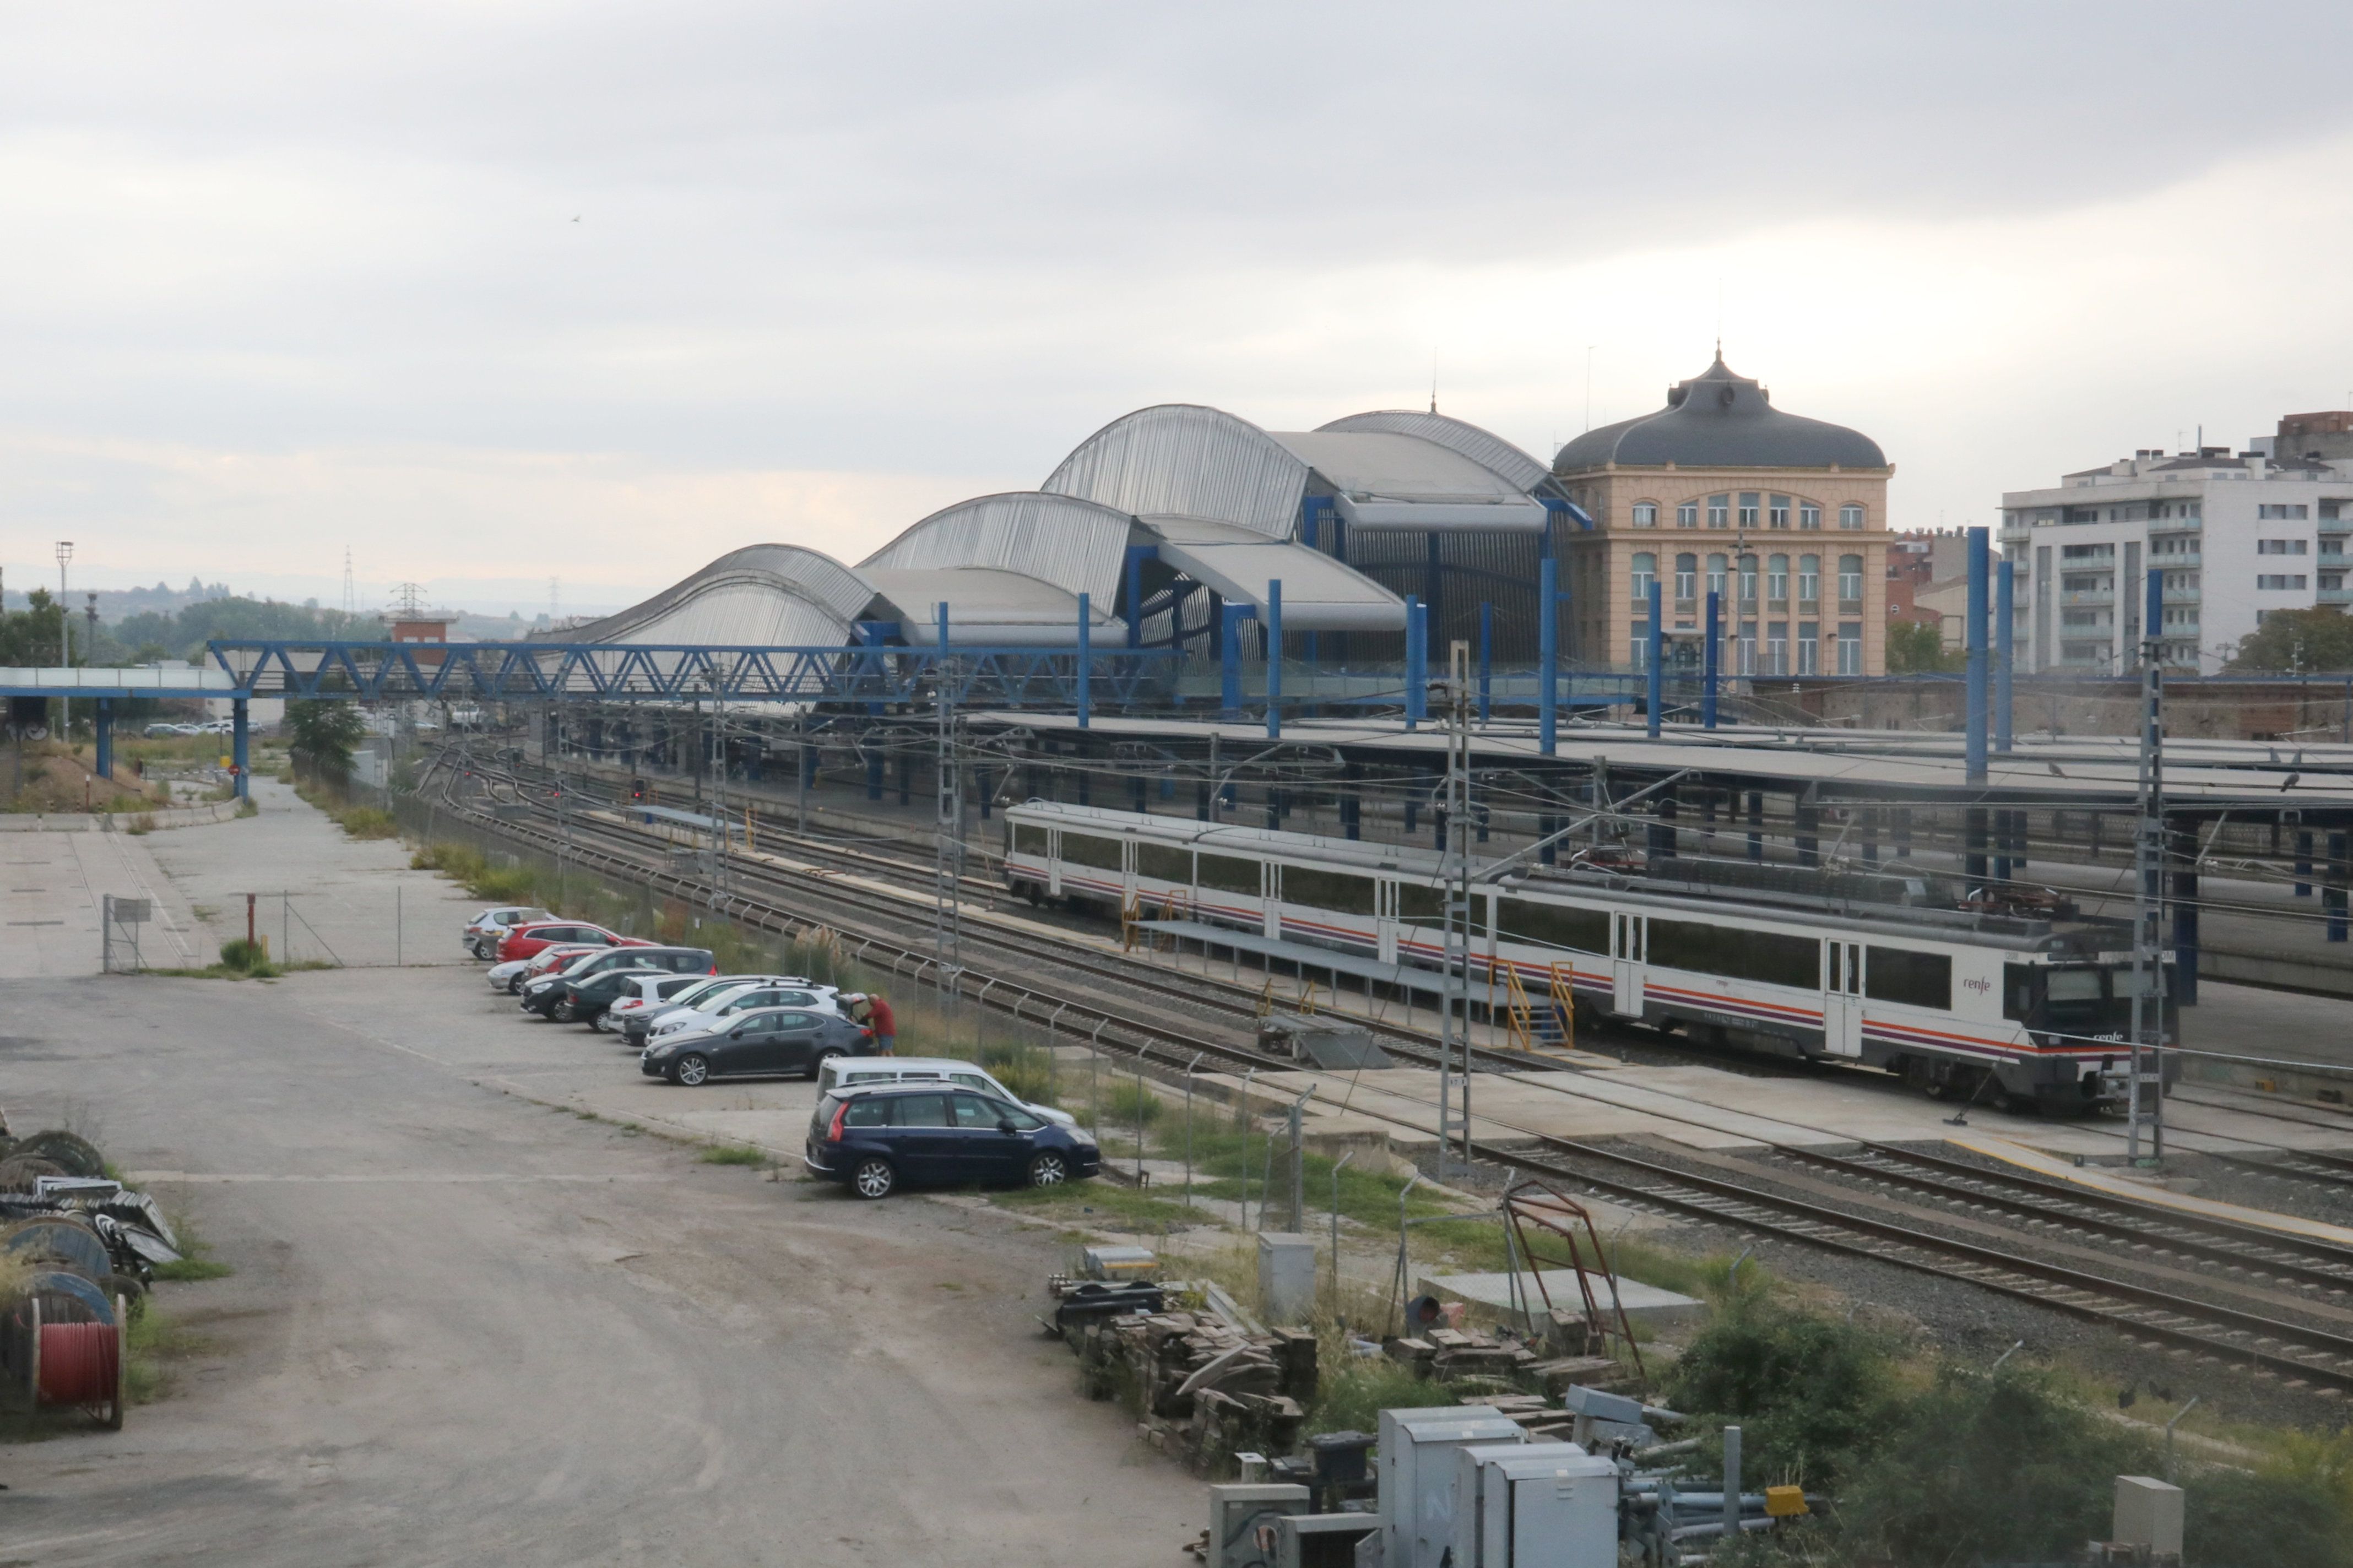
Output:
804,1084,1099,1200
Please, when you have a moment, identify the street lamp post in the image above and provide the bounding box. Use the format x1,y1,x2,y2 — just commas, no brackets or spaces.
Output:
55,541,74,738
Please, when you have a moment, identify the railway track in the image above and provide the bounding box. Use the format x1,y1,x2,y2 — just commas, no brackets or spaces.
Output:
416,766,2353,1396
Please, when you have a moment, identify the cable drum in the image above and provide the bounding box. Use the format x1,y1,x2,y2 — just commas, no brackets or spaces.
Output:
0,1155,67,1193
12,1131,107,1180
2,1217,112,1282
27,1296,127,1429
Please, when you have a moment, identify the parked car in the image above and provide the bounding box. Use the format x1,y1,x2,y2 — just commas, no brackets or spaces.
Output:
597,973,708,1033
462,905,554,960
644,983,842,1043
488,943,603,994
539,965,670,1026
620,974,834,1046
803,1083,1098,1199
493,920,633,965
816,1056,1077,1128
522,946,714,1018
639,1007,875,1086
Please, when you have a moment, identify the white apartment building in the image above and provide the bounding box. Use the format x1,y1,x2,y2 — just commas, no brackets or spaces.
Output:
2000,415,2353,675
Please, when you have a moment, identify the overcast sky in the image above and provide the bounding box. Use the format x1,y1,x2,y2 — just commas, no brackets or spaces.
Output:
7,2,2353,615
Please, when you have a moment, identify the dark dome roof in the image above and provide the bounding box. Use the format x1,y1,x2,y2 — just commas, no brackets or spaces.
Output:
1553,357,1886,473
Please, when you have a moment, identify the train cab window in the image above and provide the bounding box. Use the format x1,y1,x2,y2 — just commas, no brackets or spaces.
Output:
1497,899,1609,956
1136,843,1190,882
1197,853,1260,894
1865,947,1951,1010
1012,823,1049,857
1396,882,1446,922
1280,866,1376,914
2002,963,2037,1022
1061,833,1123,871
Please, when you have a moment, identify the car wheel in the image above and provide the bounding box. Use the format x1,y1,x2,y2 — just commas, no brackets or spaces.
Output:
673,1052,711,1087
805,1046,845,1081
552,999,574,1022
1027,1151,1070,1189
850,1158,896,1200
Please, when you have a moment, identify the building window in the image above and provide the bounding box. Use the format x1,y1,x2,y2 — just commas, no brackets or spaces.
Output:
1739,554,1759,601
1839,554,1864,603
1706,554,1728,599
1797,621,1819,675
1738,622,1758,675
1631,552,1656,599
2258,504,2311,520
1739,492,1761,528
1677,500,1700,528
1797,554,1820,604
1632,502,1659,528
1708,494,1731,528
2061,542,2115,560
1767,554,1790,603
2323,500,2343,521
2257,574,2309,590
2258,539,2309,555
1675,554,1698,601
1837,622,1862,674
2323,573,2345,592
1838,503,1865,530
1766,622,1788,675
1800,502,1822,531
1769,495,1791,529
1631,631,1650,671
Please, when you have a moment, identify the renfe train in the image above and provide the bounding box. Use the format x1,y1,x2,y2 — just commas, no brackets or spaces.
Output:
1002,801,2176,1115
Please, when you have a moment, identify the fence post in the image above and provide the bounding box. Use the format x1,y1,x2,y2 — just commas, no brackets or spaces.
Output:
396,885,403,968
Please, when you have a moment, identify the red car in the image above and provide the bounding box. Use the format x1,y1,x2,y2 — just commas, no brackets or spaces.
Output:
495,920,638,965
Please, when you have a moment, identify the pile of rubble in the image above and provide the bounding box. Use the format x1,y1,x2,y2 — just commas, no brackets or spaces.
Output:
1381,1309,1646,1408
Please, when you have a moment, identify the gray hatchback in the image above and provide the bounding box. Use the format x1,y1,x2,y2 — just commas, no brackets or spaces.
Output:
639,1007,876,1086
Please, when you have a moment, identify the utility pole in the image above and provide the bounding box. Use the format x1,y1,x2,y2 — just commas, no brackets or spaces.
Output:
2127,576,2167,1162
55,540,73,740
1440,640,1474,1178
934,605,963,992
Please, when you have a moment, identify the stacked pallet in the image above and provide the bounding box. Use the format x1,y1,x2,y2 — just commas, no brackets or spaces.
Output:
1062,1303,1319,1473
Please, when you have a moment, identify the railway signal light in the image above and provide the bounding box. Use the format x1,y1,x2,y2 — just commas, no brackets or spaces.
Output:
630,778,646,802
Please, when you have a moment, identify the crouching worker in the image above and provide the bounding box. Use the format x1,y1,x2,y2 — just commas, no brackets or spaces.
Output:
844,992,896,1056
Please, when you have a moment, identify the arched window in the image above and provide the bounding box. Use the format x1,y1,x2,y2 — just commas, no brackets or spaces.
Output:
1798,554,1820,604
1768,553,1790,602
1706,553,1728,598
1839,503,1866,530
1769,495,1791,529
1674,553,1698,600
1631,502,1658,528
1677,500,1700,528
1839,554,1865,603
1708,495,1731,528
1799,502,1822,530
1631,552,1657,600
1738,554,1759,601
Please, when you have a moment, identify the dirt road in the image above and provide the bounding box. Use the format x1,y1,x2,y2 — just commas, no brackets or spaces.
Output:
0,968,1195,1566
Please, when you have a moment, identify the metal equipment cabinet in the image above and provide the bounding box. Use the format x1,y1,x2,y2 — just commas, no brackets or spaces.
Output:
1451,1442,1619,1568
1376,1406,1525,1568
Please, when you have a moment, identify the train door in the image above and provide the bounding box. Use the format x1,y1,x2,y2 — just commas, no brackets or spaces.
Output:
1120,836,1137,909
1047,830,1062,899
1376,880,1399,964
1822,940,1863,1057
1611,913,1646,1017
1263,861,1281,941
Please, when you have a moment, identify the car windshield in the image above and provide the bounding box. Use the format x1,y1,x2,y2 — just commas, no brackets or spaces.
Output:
671,978,766,1009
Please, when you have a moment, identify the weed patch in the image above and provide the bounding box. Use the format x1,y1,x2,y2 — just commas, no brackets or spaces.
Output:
699,1143,769,1166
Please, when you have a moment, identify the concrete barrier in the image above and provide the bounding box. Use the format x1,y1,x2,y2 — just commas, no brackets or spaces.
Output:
0,800,243,833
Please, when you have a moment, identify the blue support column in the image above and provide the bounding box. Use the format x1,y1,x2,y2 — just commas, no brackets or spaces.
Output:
1995,557,2015,753
1965,527,1989,784
94,698,112,780
1478,601,1492,724
1538,557,1558,756
1075,591,1092,729
1703,590,1721,730
2145,556,2165,670
1405,596,1427,729
231,699,250,799
1123,548,1148,649
1265,579,1282,740
1645,580,1663,739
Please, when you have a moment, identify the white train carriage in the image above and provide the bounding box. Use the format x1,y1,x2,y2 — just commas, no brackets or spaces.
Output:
1002,801,2173,1114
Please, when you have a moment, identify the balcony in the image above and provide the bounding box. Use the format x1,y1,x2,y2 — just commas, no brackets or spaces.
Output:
2161,585,2200,603
2321,584,2353,605
2149,552,2201,569
2061,588,2115,606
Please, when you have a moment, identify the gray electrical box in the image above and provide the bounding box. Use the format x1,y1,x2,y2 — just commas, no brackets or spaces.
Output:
1210,1482,1311,1568
1378,1406,1525,1568
1258,1233,1317,1323
1273,1512,1381,1568
1451,1442,1618,1568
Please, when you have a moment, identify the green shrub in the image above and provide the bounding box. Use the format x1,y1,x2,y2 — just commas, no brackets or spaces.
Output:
216,938,278,977
1103,1077,1164,1128
1663,1292,1897,1491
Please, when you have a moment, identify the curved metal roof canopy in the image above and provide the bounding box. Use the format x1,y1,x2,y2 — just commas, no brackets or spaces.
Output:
565,544,877,647
1315,408,1553,493
1044,404,1308,539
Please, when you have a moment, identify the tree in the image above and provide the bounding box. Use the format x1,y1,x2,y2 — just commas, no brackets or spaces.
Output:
284,699,367,782
2229,607,2353,674
1884,618,1958,674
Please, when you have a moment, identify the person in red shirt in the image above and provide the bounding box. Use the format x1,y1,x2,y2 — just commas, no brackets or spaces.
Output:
848,992,896,1055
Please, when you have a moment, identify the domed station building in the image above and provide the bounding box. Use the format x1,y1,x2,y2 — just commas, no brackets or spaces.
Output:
1551,356,1895,677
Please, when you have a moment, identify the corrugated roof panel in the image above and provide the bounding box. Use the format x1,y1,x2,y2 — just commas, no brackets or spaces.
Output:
1141,516,1405,632
863,566,1126,646
1043,404,1308,539
1269,430,1532,502
566,544,875,647
1316,409,1552,492
859,492,1134,606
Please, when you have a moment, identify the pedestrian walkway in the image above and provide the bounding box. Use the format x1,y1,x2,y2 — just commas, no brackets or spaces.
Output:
0,826,204,976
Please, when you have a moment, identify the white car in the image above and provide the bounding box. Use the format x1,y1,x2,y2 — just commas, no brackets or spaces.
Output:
621,974,828,1044
462,905,554,959
645,983,842,1043
817,1055,1078,1128
598,973,708,1033
487,944,599,994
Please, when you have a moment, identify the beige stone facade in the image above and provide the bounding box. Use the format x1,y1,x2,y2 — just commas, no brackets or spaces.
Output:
1550,466,1893,674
